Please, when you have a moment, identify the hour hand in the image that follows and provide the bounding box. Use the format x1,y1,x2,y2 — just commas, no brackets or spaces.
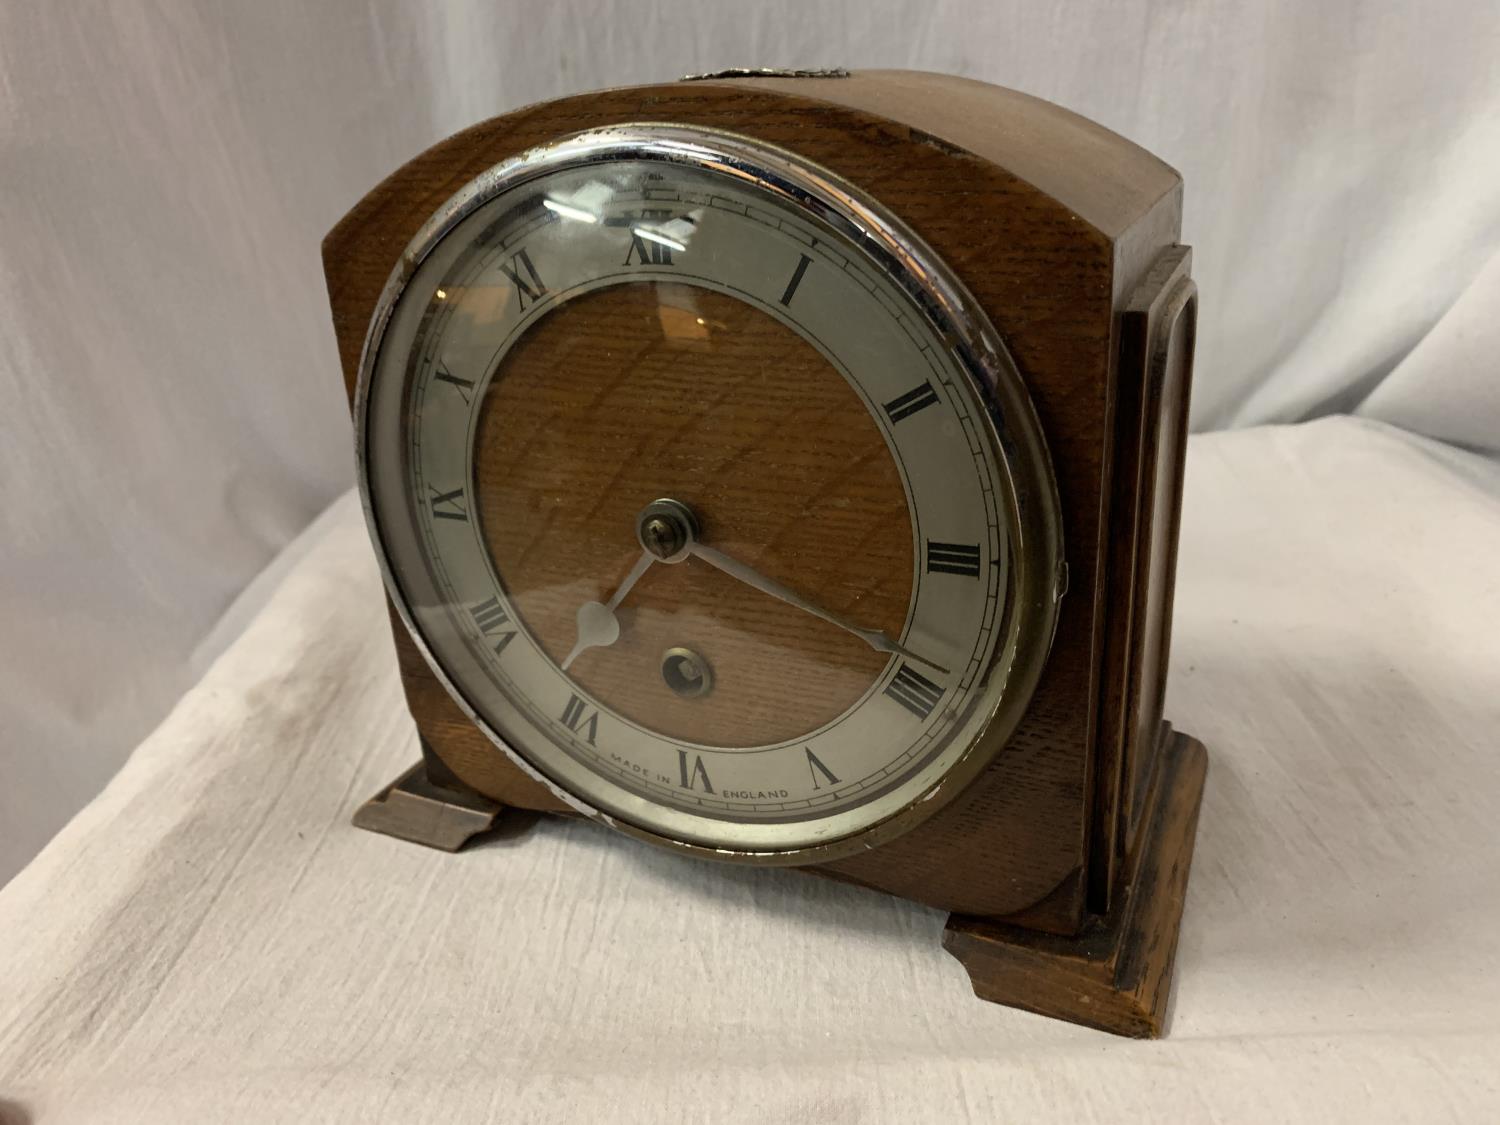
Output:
561,550,653,670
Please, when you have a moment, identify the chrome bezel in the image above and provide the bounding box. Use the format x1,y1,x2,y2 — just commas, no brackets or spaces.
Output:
353,124,1064,865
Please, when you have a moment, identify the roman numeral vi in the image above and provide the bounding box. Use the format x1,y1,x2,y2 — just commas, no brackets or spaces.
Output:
677,750,715,793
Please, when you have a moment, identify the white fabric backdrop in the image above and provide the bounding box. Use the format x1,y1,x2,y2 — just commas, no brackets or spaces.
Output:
3,1,1498,883
4,419,1497,1120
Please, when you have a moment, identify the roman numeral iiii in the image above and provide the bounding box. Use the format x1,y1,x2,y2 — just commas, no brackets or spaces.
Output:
883,663,945,720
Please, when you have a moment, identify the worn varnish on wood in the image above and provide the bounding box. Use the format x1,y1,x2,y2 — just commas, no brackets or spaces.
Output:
325,70,1207,1036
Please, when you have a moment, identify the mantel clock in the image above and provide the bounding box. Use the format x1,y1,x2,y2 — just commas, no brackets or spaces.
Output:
324,69,1206,1037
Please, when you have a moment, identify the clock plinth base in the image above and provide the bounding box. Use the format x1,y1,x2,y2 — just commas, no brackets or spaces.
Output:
353,743,522,852
942,729,1207,1038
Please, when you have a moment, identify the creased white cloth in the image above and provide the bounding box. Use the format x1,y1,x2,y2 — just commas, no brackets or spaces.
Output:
2,418,1497,1123
5,0,1500,885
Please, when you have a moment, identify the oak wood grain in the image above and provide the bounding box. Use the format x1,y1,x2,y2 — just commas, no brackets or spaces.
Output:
473,281,909,748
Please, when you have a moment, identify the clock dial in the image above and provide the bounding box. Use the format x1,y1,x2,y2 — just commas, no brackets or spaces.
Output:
361,129,1054,856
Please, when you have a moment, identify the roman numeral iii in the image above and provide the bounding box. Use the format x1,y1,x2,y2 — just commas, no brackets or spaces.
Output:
883,663,945,721
498,247,546,311
882,380,940,424
926,541,981,578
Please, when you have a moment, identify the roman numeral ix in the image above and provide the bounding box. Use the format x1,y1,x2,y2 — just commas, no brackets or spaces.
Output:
883,663,945,721
925,541,982,578
468,596,516,657
427,485,467,522
498,247,546,312
882,381,941,424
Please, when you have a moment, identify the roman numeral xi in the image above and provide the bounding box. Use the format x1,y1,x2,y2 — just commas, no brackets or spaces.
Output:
498,247,546,312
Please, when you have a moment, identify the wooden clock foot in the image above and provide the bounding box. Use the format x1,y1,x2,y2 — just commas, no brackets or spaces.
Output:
943,729,1208,1038
353,741,520,852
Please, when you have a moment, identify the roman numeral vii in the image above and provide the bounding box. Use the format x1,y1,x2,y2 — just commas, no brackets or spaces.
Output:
560,694,599,744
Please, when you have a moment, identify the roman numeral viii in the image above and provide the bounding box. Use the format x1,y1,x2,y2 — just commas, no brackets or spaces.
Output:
498,247,546,312
677,750,715,793
882,381,940,424
560,694,599,745
468,596,516,657
427,485,467,522
883,663,945,721
925,541,981,578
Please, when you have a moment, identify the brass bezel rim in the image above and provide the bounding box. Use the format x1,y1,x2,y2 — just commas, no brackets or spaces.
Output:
353,123,1065,866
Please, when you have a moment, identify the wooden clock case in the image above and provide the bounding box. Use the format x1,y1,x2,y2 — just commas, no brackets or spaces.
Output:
324,70,1206,1038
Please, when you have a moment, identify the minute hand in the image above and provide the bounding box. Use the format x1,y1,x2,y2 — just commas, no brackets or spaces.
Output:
688,542,949,676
